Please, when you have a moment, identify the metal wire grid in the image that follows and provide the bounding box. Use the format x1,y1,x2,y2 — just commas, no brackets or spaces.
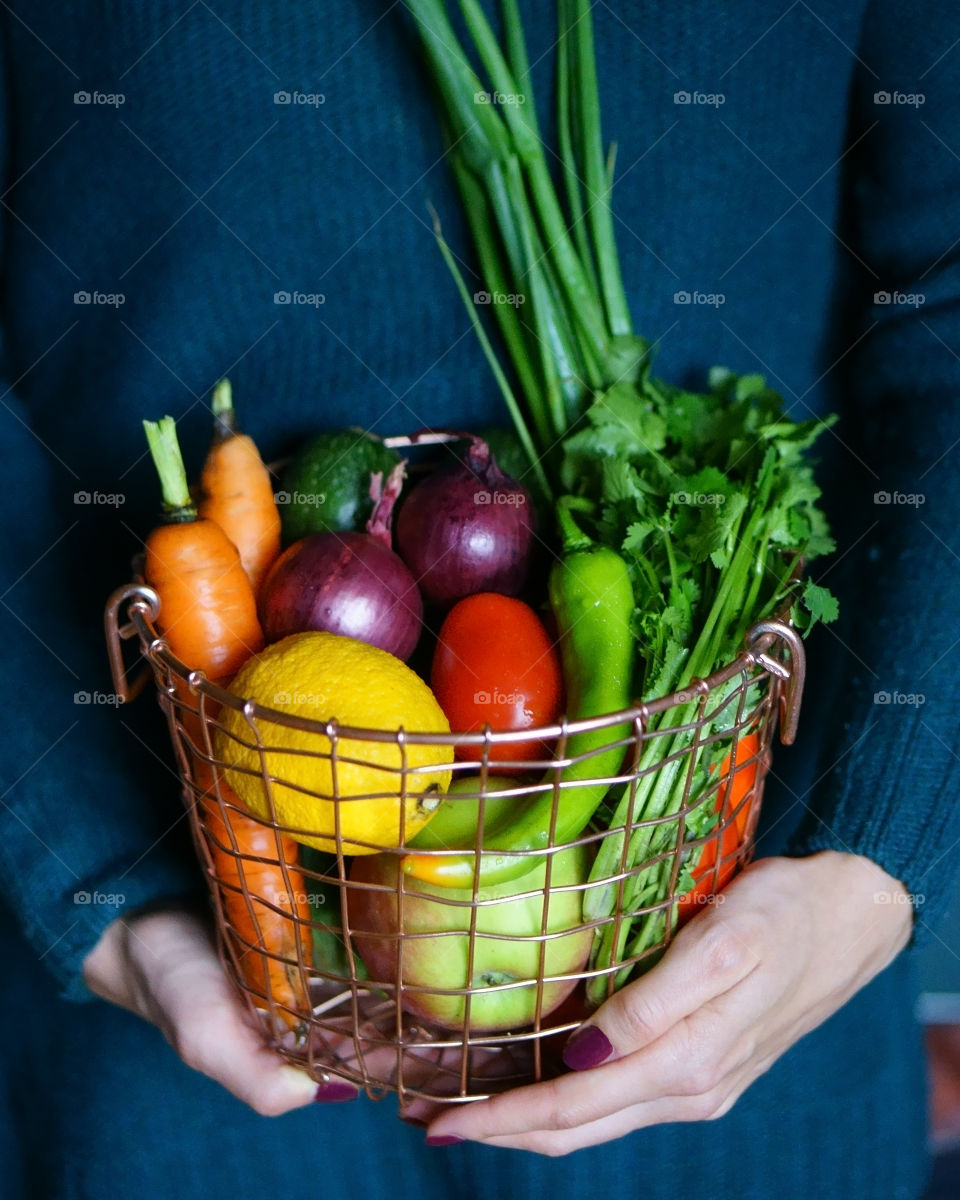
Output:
105,583,804,1103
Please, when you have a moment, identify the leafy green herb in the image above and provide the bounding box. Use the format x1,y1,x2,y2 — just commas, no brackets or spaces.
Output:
406,0,839,1000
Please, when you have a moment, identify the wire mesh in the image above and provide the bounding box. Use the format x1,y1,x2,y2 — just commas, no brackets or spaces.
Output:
104,581,804,1104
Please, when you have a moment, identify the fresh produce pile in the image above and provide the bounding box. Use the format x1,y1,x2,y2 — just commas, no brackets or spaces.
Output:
124,0,839,1053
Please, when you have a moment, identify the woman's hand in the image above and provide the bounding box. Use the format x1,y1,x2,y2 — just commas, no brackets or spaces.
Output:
82,906,357,1114
423,851,914,1154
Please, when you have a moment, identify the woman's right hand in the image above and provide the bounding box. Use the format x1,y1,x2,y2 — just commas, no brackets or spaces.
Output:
82,906,358,1114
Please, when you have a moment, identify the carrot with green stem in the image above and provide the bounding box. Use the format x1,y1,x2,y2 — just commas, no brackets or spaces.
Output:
143,414,263,680
144,415,310,1027
198,379,281,596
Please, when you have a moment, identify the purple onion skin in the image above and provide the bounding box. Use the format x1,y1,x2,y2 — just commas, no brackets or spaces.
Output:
396,456,536,608
259,532,423,661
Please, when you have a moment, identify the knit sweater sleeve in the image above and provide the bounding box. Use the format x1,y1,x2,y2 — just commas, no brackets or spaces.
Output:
784,0,960,945
0,19,204,995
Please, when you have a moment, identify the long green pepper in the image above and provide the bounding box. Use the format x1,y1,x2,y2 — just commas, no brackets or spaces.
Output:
401,500,634,889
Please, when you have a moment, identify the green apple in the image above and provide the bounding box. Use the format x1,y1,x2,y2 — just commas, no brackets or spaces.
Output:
348,846,592,1033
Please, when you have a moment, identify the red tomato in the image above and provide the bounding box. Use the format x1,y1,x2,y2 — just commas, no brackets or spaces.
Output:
676,731,761,925
431,593,563,769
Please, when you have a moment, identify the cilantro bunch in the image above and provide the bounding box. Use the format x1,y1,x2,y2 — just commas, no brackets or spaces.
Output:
406,0,839,996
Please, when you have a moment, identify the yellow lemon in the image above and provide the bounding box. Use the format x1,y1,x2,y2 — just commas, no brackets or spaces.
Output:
215,632,453,853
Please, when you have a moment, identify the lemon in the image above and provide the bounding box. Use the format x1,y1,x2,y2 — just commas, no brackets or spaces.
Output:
215,632,453,853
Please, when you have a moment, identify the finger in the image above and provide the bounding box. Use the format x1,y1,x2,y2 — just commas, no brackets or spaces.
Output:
425,995,753,1143
563,916,761,1070
130,916,351,1115
470,1075,746,1156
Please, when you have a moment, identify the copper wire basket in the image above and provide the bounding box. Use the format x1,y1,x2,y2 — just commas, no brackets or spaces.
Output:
104,577,804,1107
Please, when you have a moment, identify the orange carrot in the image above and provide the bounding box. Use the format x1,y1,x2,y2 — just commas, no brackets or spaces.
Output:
143,416,308,1025
143,416,263,680
198,379,281,595
199,782,312,1031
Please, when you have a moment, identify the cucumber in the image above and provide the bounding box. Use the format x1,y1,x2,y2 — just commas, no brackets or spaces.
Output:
280,430,399,544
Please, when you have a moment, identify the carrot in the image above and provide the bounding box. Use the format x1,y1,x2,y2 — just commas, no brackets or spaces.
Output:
199,782,312,1031
143,415,263,680
676,730,761,925
143,416,308,1026
198,379,281,595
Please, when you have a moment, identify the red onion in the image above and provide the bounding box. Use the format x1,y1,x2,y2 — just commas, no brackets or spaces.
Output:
395,435,536,607
259,462,422,660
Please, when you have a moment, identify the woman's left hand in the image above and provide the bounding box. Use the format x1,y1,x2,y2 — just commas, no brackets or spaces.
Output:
423,850,914,1154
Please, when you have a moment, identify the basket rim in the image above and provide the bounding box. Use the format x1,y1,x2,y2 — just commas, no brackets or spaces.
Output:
107,581,805,747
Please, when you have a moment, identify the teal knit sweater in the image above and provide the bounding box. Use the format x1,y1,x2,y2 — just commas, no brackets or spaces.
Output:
0,2,956,1197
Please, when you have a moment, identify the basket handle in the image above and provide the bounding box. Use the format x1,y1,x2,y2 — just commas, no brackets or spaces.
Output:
746,619,806,746
104,583,161,703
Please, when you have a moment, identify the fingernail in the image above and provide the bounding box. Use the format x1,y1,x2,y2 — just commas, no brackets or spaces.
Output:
425,1134,464,1146
400,1115,427,1129
562,1024,614,1071
314,1080,358,1103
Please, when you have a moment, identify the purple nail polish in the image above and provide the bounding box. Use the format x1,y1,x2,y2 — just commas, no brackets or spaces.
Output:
562,1024,614,1071
425,1134,464,1146
314,1080,358,1103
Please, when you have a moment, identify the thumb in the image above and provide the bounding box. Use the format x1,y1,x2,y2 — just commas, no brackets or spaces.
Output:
563,918,757,1071
126,911,356,1114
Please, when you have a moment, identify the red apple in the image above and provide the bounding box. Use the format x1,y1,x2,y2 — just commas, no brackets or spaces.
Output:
348,847,592,1033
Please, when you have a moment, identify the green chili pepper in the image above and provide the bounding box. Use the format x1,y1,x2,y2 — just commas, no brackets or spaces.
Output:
401,498,635,889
